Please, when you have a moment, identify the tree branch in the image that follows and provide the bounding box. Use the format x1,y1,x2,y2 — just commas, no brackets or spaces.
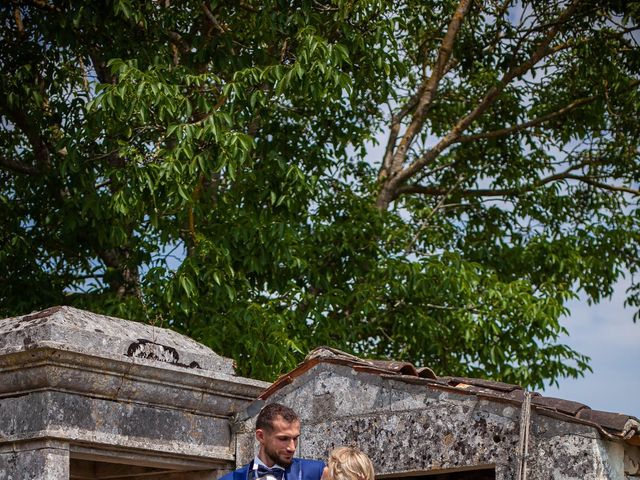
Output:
567,174,639,196
396,171,639,199
0,97,51,169
238,1,258,13
0,155,40,175
200,3,228,34
89,51,114,84
17,0,61,13
99,248,142,298
391,0,583,190
13,6,25,35
404,174,465,254
456,96,595,144
167,31,191,54
385,0,472,177
456,78,640,144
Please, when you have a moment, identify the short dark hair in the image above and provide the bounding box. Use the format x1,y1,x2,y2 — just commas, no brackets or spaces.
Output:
256,403,299,432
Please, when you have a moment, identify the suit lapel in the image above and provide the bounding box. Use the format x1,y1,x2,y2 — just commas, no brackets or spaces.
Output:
236,461,253,480
287,459,301,480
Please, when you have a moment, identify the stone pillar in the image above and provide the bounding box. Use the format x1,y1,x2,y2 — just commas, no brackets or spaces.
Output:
0,440,69,480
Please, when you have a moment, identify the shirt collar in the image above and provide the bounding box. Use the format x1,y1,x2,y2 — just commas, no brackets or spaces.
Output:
253,456,285,471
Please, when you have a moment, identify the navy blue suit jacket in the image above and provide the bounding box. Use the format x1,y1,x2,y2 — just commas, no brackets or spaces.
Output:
219,458,325,480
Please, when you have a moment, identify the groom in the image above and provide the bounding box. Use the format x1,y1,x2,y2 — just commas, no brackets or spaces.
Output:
220,403,325,480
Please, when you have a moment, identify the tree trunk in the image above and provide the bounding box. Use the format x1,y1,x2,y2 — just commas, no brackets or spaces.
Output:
100,248,141,298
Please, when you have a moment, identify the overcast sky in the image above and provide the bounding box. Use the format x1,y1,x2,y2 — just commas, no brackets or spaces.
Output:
541,276,640,417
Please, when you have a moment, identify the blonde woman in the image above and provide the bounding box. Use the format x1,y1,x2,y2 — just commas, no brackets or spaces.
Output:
321,447,375,480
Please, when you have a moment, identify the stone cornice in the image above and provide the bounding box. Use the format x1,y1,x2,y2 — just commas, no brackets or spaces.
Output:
0,345,269,417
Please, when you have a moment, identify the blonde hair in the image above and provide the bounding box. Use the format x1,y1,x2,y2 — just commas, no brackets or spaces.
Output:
327,447,375,480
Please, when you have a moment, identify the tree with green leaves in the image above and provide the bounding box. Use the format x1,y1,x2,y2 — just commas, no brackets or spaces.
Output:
1,0,638,387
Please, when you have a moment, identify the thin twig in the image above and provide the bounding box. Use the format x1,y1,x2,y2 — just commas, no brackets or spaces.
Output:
404,174,465,254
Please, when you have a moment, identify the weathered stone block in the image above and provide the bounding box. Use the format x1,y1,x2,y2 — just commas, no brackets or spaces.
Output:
0,440,69,480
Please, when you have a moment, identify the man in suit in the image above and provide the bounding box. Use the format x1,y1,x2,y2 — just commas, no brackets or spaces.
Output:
220,403,325,480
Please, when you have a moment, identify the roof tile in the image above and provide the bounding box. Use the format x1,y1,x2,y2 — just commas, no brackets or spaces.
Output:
531,396,589,416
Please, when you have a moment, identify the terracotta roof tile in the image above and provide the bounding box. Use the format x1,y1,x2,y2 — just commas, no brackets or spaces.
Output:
531,396,589,416
576,410,640,438
443,376,523,393
368,360,418,376
416,366,437,379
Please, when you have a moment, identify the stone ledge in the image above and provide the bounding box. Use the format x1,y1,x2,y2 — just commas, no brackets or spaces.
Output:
0,439,69,454
70,443,230,470
1,433,234,464
0,438,231,470
0,346,269,417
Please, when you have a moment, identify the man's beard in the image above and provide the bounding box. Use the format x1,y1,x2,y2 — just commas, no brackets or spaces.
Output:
264,445,293,467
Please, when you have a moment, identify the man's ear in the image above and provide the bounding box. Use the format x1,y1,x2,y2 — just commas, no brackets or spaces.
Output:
256,428,265,444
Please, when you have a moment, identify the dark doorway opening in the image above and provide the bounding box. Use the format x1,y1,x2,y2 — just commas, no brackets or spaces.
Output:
384,468,495,480
70,457,218,480
71,458,194,479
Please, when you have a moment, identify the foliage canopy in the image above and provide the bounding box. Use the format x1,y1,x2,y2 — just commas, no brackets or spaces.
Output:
1,0,639,387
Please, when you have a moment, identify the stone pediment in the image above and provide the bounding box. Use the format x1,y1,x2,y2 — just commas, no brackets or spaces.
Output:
0,305,234,374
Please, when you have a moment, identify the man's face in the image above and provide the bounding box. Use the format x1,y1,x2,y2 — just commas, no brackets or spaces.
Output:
256,415,301,467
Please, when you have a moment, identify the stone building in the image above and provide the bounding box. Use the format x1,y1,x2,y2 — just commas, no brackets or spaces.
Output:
233,348,640,480
0,306,269,479
1,307,639,479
